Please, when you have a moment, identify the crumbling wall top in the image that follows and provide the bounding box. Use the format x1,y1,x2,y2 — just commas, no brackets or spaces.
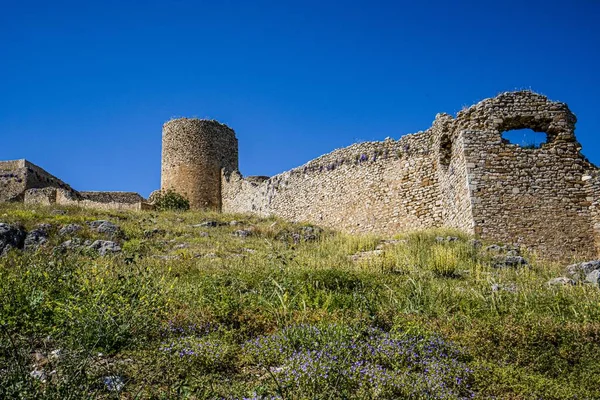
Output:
452,91,577,144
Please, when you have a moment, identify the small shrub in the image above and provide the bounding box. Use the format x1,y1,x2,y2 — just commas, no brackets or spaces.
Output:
153,190,190,212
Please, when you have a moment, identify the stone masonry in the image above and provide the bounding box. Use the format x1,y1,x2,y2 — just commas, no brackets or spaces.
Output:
161,119,239,210
0,159,149,211
1,91,598,260
218,91,598,261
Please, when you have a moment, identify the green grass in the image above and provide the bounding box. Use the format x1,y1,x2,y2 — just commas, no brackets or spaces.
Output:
1,203,599,399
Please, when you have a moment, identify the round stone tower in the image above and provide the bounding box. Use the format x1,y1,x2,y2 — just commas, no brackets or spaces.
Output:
161,118,238,210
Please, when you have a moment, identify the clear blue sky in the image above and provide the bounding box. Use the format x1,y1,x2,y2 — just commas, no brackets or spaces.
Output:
1,0,598,197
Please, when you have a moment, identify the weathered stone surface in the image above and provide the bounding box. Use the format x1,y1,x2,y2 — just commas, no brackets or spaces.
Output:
217,91,599,261
88,240,121,256
493,255,528,268
233,230,252,238
566,260,600,278
88,220,121,237
0,223,26,256
547,277,576,286
192,221,225,228
161,119,238,210
24,228,48,251
491,283,517,293
59,224,82,236
585,270,600,285
56,239,84,252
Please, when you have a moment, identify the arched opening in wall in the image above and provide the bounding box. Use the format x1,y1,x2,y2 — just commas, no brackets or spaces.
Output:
439,134,452,168
501,128,548,149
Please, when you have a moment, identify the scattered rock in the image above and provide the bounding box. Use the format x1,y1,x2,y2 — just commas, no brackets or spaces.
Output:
585,270,600,285
143,228,165,238
300,226,321,241
485,244,503,253
229,220,243,226
36,223,52,231
152,255,181,261
193,221,223,228
233,230,252,238
0,223,26,256
88,240,121,256
493,255,528,268
89,220,121,237
491,283,517,293
547,277,576,286
197,231,209,237
59,224,82,236
24,228,48,251
173,243,189,250
56,238,84,253
566,260,600,280
102,375,125,392
436,236,459,243
468,239,482,248
30,369,47,382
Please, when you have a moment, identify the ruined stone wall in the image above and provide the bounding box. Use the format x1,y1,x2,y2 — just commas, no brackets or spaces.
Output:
161,119,238,210
223,132,446,235
222,91,598,260
0,160,28,202
24,188,147,211
23,160,73,193
585,171,600,256
455,92,596,260
432,116,474,233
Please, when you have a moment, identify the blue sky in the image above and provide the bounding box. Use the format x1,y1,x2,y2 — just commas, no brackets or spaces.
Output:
1,0,599,197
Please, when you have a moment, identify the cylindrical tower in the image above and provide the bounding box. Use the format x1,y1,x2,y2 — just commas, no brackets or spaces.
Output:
161,118,238,210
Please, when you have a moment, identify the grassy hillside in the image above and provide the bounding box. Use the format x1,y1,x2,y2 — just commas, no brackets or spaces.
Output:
1,203,599,399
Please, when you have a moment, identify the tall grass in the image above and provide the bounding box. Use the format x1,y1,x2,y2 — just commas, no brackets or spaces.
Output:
0,203,599,399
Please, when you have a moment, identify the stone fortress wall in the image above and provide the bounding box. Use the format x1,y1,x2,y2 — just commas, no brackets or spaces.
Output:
216,91,598,260
455,92,597,260
1,90,598,260
0,159,148,211
585,171,600,256
0,159,75,202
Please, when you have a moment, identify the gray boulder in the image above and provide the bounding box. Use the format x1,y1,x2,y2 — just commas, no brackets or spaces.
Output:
193,221,224,228
56,238,84,252
233,230,252,238
493,255,528,268
0,223,26,256
585,270,600,285
88,240,121,256
566,260,600,280
89,220,121,237
59,224,82,236
24,228,49,251
547,277,576,286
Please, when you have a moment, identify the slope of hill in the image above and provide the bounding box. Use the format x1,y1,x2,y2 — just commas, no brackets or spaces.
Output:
1,203,599,399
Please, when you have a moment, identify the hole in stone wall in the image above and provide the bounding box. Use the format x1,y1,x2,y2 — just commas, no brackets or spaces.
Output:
501,128,548,149
439,134,452,168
